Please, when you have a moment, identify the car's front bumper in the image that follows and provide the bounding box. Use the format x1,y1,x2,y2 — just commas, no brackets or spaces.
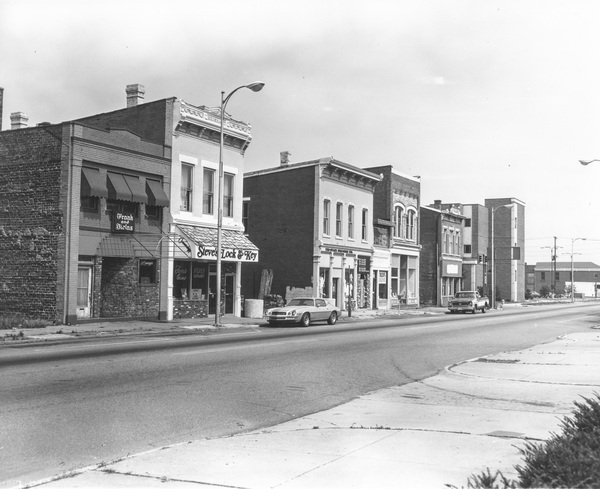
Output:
266,315,301,324
448,305,475,312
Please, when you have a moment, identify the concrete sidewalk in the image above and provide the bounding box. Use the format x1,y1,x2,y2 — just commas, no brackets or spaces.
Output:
28,328,600,489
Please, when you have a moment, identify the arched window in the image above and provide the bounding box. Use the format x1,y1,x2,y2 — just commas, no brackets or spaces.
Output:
393,205,404,238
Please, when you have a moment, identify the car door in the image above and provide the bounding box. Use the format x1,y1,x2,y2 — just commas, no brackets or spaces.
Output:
315,299,329,320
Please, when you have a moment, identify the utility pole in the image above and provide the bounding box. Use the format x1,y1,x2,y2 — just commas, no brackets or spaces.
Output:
552,236,557,294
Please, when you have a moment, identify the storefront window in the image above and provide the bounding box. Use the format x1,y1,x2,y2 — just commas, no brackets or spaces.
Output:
139,259,157,284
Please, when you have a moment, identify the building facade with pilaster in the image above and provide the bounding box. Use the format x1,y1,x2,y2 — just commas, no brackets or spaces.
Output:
242,154,381,310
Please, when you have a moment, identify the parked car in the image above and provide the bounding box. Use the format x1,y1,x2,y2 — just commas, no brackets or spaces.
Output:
448,291,489,314
265,297,341,326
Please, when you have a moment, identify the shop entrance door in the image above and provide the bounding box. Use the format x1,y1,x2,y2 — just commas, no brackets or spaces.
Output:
76,266,92,319
224,274,235,314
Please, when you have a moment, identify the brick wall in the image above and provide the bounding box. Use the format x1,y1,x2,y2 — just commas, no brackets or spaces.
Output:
419,207,439,305
76,99,174,147
0,127,63,321
242,166,316,298
100,257,159,318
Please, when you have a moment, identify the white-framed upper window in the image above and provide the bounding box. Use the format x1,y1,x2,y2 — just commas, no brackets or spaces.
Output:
393,205,404,238
348,205,354,239
323,199,331,235
336,202,343,237
202,167,215,215
223,173,234,218
406,208,417,241
181,163,193,212
361,208,368,241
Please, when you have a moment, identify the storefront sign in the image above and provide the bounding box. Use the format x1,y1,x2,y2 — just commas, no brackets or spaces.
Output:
195,245,258,262
112,212,135,233
357,257,371,273
443,260,462,277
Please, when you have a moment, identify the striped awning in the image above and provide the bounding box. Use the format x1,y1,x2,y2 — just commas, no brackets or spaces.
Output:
176,224,259,262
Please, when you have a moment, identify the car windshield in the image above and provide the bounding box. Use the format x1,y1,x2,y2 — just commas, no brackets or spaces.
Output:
287,299,314,307
455,292,476,298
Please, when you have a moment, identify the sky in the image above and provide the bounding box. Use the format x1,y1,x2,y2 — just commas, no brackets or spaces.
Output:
2,0,600,266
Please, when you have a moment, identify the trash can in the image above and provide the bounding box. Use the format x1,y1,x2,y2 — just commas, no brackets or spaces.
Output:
244,299,264,318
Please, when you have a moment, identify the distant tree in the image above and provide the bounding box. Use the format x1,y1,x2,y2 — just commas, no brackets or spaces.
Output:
525,289,532,300
539,285,551,298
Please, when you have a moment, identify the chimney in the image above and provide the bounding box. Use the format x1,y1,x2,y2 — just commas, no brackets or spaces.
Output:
0,87,3,131
10,111,28,129
126,84,145,107
433,199,442,209
280,151,291,166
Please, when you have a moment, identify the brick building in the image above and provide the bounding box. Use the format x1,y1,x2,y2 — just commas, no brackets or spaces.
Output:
0,102,171,324
365,165,421,307
485,198,526,302
242,154,381,309
419,202,465,306
0,84,259,323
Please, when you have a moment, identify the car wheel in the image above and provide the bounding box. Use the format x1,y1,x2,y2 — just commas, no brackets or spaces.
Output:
481,305,486,313
300,313,310,327
327,312,337,325
472,307,477,314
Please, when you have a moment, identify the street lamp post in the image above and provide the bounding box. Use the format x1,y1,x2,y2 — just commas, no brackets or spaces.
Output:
570,237,586,302
491,204,514,309
215,81,265,327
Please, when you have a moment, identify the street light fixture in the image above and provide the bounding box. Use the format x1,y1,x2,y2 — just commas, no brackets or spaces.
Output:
491,203,514,309
215,81,265,327
570,237,586,302
579,159,600,165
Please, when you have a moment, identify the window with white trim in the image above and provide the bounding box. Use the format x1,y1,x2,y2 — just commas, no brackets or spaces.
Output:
181,164,193,212
323,199,330,235
223,173,234,218
336,202,343,237
362,208,368,241
203,168,215,215
348,205,354,239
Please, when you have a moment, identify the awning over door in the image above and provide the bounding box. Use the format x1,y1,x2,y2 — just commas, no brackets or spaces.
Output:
81,167,108,198
146,180,170,207
176,224,259,262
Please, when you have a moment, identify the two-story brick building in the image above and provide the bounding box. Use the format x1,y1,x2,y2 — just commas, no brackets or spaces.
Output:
365,165,421,308
242,154,381,309
419,202,465,306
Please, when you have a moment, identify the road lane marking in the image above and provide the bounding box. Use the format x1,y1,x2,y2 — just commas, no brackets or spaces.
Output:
557,315,597,324
32,337,170,352
173,338,318,356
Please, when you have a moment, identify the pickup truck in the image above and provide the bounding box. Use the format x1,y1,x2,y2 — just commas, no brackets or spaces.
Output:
448,291,489,314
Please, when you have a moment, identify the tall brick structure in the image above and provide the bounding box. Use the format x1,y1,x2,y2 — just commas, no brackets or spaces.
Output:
242,156,381,309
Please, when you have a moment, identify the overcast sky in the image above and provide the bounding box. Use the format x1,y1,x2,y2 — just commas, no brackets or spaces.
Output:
2,0,600,266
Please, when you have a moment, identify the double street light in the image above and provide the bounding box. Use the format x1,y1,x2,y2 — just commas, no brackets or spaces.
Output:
215,81,265,327
490,203,514,309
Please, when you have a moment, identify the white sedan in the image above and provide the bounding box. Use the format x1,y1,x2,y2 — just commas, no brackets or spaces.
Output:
266,298,341,327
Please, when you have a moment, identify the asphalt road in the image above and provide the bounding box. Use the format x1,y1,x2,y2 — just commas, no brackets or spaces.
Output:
2,303,598,487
